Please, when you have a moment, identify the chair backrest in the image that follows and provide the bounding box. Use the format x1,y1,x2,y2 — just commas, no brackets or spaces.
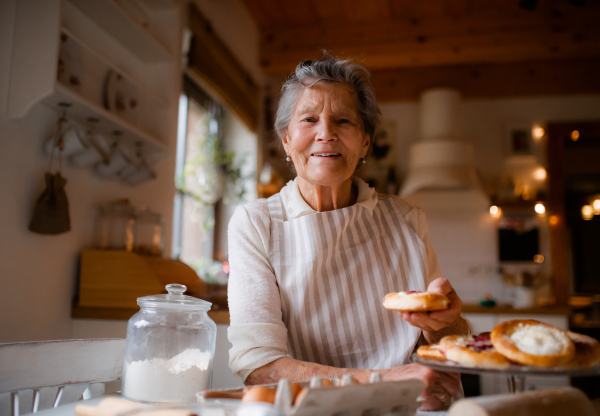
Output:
0,339,126,416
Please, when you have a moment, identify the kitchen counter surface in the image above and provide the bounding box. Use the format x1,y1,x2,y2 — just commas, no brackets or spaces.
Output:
73,303,571,324
72,302,230,324
462,303,571,315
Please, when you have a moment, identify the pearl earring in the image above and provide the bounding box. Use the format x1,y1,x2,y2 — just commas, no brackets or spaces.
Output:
286,155,291,162
361,158,366,164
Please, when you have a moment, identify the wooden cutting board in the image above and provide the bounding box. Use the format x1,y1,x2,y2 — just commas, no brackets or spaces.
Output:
78,250,206,309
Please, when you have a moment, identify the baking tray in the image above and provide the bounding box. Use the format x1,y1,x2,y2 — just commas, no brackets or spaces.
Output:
412,355,600,377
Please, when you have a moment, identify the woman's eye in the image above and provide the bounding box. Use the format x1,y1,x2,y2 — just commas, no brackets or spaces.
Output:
339,119,350,124
303,118,316,123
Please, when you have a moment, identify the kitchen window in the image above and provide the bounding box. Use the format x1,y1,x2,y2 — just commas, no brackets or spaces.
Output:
172,77,223,264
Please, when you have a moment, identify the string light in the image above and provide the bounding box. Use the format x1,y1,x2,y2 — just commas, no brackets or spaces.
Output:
532,126,545,140
582,205,594,220
489,205,502,219
533,167,547,181
533,254,545,263
549,215,559,226
535,203,546,216
592,196,600,215
571,130,580,141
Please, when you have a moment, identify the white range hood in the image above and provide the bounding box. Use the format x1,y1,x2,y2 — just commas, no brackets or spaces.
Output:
399,88,485,199
398,89,498,305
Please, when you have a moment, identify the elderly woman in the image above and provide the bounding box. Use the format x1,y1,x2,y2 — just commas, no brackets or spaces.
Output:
227,52,470,410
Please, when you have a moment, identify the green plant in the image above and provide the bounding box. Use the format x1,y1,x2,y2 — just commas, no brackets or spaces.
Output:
187,257,228,284
176,113,249,230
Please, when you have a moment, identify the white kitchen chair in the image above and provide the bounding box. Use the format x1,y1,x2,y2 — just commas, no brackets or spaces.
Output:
0,339,126,416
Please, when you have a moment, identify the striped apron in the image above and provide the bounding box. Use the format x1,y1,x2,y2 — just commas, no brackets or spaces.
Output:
267,194,428,370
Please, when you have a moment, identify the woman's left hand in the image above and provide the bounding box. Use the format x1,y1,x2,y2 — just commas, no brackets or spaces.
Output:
398,278,463,332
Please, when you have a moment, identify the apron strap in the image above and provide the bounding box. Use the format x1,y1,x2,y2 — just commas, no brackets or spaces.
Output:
266,193,286,222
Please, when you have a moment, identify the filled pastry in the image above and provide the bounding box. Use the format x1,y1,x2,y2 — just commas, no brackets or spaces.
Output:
383,291,449,312
564,331,600,368
490,319,575,367
440,333,511,369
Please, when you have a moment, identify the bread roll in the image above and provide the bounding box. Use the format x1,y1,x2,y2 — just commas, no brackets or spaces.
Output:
448,387,596,416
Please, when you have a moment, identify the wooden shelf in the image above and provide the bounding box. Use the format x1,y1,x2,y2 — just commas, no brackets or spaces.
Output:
47,83,168,153
42,83,168,162
67,0,175,63
8,0,180,167
72,302,231,324
61,27,169,107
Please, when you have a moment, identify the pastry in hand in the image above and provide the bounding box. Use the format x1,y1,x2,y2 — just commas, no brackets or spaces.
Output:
491,319,575,367
564,332,600,368
416,344,446,361
383,291,449,312
440,333,511,369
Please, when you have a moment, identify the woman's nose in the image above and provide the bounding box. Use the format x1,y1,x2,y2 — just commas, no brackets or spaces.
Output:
315,119,337,141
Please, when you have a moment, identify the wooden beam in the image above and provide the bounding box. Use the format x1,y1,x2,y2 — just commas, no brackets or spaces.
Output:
187,3,260,131
370,58,600,101
256,4,600,74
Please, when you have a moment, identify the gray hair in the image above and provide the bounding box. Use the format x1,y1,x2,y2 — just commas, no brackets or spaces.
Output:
274,51,381,141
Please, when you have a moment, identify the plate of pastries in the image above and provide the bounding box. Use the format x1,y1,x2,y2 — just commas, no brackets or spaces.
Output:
414,319,600,375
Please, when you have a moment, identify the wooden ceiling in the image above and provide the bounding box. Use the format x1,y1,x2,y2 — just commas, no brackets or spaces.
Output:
241,0,600,100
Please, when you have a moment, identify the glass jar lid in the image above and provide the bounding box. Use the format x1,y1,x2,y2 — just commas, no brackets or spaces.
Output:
101,199,136,216
136,206,162,222
137,284,212,311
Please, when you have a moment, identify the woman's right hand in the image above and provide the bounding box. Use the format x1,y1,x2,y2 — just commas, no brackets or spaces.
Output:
382,363,461,411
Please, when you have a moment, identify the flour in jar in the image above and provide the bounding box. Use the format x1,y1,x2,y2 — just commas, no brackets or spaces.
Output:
123,348,211,402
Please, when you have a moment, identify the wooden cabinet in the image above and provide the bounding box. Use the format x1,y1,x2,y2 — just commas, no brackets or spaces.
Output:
8,0,181,164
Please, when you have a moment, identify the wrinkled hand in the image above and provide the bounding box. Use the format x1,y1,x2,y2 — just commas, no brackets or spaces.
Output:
398,278,463,332
382,363,461,410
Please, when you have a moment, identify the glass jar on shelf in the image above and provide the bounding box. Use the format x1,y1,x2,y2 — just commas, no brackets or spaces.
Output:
134,206,163,257
95,199,135,251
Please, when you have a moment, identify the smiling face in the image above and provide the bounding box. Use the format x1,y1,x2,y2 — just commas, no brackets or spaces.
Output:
282,82,370,188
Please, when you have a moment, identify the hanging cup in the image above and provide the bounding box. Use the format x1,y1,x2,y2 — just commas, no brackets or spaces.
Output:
123,161,156,186
45,124,86,157
70,133,111,167
95,146,132,180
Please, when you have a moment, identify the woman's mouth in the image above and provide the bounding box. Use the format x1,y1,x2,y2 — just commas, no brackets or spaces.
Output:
311,153,341,158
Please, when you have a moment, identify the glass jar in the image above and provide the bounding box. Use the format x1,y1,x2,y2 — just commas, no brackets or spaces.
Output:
122,284,216,403
95,199,135,251
134,206,163,257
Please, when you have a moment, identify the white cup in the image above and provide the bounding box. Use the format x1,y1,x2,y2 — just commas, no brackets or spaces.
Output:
70,133,110,167
45,124,86,157
95,147,132,180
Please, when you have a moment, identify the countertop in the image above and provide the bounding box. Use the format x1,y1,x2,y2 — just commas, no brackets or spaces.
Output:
71,302,230,324
72,302,570,325
461,303,571,315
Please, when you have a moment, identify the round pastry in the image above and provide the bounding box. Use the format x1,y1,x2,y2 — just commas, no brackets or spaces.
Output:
440,333,510,369
417,344,446,361
383,291,449,312
565,331,600,368
491,320,575,367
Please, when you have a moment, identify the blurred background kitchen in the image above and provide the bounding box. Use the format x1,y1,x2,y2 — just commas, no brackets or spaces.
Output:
1,0,600,400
